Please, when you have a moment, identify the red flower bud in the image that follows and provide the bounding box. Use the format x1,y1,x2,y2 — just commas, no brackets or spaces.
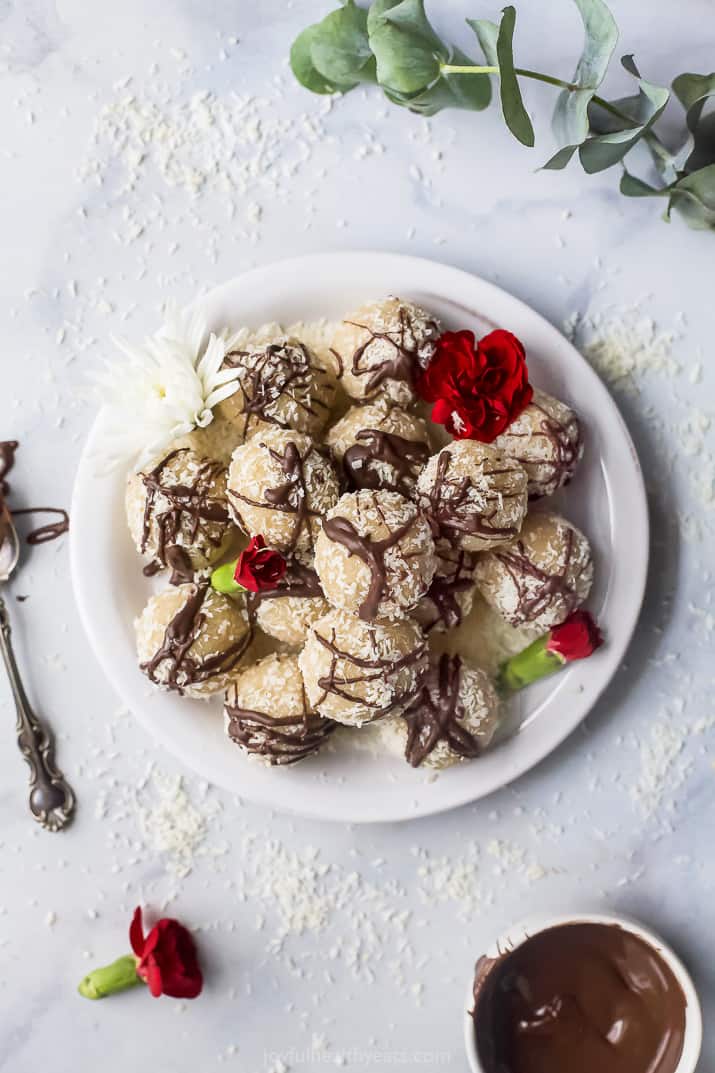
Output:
546,610,604,662
416,328,533,442
129,907,203,999
234,535,287,593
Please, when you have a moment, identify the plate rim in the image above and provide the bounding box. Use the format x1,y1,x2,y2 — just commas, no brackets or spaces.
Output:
70,250,649,823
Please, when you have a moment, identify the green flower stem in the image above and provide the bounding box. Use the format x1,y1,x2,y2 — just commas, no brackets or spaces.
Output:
78,955,143,1000
497,635,565,694
210,559,242,595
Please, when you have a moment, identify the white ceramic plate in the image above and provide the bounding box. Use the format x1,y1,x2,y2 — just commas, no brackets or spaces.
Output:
70,252,648,823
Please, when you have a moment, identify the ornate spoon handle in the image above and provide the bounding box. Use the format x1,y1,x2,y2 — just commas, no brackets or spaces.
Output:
0,594,75,831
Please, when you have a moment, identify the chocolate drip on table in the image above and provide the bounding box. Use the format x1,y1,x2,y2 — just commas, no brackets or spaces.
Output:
344,306,438,394
322,511,414,621
401,654,481,767
224,342,330,437
140,448,229,581
0,441,69,546
229,440,319,559
141,581,251,695
226,682,335,766
343,428,428,496
314,627,426,716
423,450,523,542
494,526,581,623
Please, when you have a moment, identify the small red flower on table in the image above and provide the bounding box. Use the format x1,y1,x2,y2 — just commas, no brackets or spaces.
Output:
416,328,533,442
130,907,203,999
234,535,287,592
78,907,203,1001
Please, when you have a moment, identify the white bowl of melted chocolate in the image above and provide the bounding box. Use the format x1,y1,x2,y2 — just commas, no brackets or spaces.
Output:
465,912,702,1073
126,293,599,774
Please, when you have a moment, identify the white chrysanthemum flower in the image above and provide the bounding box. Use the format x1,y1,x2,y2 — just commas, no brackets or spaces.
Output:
94,303,242,470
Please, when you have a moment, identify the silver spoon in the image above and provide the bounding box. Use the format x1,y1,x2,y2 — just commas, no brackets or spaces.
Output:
0,502,75,831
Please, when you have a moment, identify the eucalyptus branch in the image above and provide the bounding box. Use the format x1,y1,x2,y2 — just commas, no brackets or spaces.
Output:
290,0,715,230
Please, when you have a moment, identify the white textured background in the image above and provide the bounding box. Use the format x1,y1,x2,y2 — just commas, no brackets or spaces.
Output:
1,2,714,1070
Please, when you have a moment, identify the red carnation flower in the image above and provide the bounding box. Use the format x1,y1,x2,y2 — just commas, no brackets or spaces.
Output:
78,907,203,1001
417,329,533,442
234,535,287,593
546,610,604,662
130,907,203,999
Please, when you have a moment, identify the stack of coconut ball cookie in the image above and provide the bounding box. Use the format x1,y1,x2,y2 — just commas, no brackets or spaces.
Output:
129,297,592,772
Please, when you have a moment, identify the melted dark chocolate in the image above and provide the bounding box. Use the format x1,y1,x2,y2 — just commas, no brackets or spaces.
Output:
139,448,229,579
401,654,481,766
421,450,523,543
343,428,429,496
472,922,687,1073
247,558,323,622
224,341,330,436
225,675,335,765
322,508,414,621
313,625,426,717
140,582,251,695
343,306,438,395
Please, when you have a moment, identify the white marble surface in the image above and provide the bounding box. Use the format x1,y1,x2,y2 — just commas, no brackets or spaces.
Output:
1,2,714,1070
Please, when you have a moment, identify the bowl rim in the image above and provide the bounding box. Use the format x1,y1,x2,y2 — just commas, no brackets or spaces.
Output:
463,909,703,1073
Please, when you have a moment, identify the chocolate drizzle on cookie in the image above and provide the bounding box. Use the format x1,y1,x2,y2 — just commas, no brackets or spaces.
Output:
322,511,415,621
343,429,429,496
225,678,335,766
224,341,331,436
421,450,524,542
344,305,439,394
420,548,477,633
229,440,322,559
402,654,481,767
140,582,251,695
494,525,582,624
313,626,426,716
139,448,230,581
246,558,323,621
502,397,583,498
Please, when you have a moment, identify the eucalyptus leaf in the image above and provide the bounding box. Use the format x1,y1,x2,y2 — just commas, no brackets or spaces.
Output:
672,72,715,172
668,164,715,230
291,25,345,95
367,0,446,96
467,18,499,67
619,170,666,198
496,7,534,147
578,59,669,174
547,0,618,168
310,1,377,90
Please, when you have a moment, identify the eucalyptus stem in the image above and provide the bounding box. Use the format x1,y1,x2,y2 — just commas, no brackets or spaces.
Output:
440,61,665,145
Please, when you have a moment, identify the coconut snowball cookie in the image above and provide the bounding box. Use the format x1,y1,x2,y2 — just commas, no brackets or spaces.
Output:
224,653,335,765
252,560,331,647
414,540,479,634
382,654,500,769
315,489,436,621
474,511,594,632
227,428,340,560
216,336,336,441
325,398,431,497
416,441,528,553
136,581,252,698
491,388,584,499
331,297,441,404
126,447,236,582
299,608,428,726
